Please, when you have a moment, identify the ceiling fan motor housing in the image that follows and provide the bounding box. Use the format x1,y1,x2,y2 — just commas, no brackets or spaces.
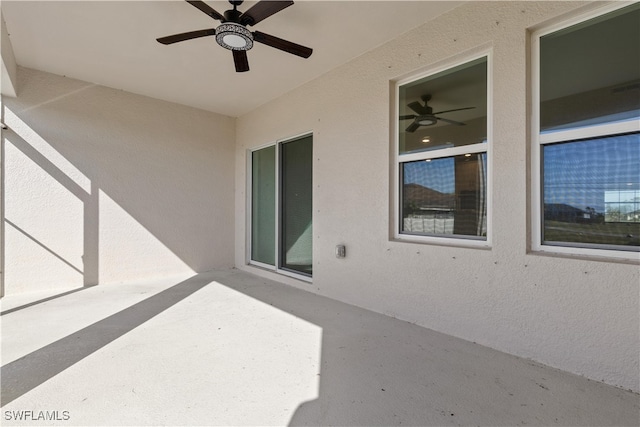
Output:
215,22,254,51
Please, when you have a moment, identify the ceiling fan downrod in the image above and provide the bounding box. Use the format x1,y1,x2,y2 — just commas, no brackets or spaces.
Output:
224,0,243,23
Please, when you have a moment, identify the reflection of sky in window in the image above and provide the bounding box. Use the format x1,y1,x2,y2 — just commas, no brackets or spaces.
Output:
403,158,455,194
543,133,640,212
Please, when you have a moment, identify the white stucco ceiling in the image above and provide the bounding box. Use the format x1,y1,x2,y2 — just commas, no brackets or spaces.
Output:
1,1,463,117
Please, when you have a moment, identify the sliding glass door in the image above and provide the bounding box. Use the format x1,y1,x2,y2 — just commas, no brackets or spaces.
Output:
250,134,313,278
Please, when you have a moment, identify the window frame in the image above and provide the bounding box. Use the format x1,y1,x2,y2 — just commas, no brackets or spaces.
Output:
392,50,493,248
530,2,640,261
247,132,314,282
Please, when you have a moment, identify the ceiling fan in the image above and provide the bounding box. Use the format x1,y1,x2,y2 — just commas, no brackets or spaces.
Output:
400,95,475,133
156,0,312,72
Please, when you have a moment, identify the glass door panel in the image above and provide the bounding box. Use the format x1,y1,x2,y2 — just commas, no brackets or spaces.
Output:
280,136,313,276
251,146,276,265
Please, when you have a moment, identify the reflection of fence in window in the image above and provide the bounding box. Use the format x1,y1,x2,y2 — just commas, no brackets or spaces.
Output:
403,211,454,234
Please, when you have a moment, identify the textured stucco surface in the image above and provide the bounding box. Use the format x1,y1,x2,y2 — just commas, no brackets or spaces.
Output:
235,1,640,391
2,67,235,293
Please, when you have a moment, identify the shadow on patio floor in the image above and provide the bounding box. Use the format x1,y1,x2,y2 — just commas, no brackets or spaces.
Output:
1,274,211,407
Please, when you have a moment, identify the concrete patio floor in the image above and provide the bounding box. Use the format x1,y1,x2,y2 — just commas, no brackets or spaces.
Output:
1,269,638,426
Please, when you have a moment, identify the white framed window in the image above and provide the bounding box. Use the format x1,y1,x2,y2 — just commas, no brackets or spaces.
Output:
393,52,492,247
248,133,313,281
531,3,640,260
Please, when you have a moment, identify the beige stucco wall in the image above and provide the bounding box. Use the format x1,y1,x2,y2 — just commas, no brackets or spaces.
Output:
235,1,639,391
2,67,235,294
1,11,17,97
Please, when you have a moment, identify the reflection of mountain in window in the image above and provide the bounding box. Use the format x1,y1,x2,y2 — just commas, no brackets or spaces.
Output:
402,153,486,237
541,134,639,247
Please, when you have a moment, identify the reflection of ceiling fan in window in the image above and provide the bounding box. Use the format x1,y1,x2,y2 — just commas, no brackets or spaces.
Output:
400,94,475,133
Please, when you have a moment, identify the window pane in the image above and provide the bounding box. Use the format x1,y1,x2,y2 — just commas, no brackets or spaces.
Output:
399,57,487,154
280,136,313,275
401,153,487,238
542,133,640,249
251,146,276,265
540,4,640,132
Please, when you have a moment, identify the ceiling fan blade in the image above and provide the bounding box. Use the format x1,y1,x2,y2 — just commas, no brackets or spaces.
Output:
399,115,416,120
156,28,216,45
233,50,250,72
186,0,224,20
436,117,466,126
405,122,420,133
240,1,294,26
253,31,312,58
407,101,428,115
433,106,475,115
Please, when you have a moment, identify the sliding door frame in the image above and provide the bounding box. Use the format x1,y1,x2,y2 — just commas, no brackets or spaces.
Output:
247,132,313,282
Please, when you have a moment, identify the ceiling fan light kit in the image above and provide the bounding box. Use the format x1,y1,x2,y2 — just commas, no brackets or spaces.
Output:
417,117,437,126
156,0,312,72
215,23,253,50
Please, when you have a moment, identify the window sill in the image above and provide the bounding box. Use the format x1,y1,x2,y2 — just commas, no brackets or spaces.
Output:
393,233,492,250
531,244,640,264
